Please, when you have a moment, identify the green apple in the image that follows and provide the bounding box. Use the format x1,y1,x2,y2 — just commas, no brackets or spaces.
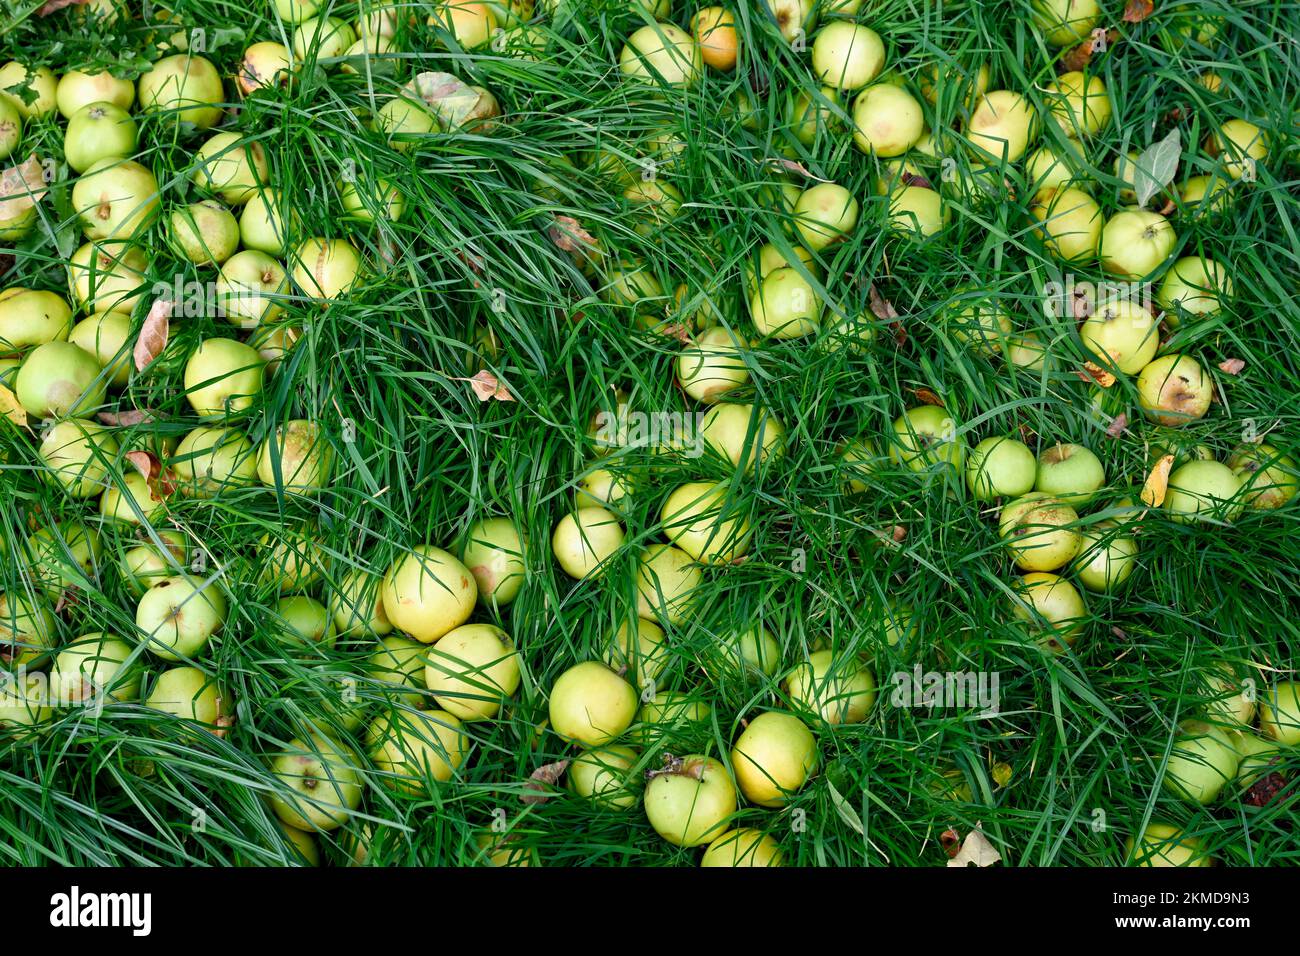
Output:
793,182,859,252
1179,174,1233,218
1044,71,1111,138
68,311,131,387
191,132,270,205
173,426,258,497
1208,119,1266,180
367,635,426,708
944,294,1012,354
786,85,842,146
1126,822,1211,867
570,744,640,809
763,0,817,42
68,240,148,316
1156,257,1232,326
145,665,231,728
272,0,321,23
340,177,405,223
1137,354,1213,427
50,632,140,705
918,59,989,107
257,419,333,495
731,710,818,807
551,507,625,580
1200,665,1256,728
701,402,785,471
373,95,438,151
1080,300,1159,374
852,83,925,157
290,237,362,301
701,828,784,867
602,617,668,688
1233,733,1281,790
0,62,57,119
183,337,265,417
1072,523,1137,592
424,623,520,720
72,158,161,240
1259,681,1300,746
217,250,288,329
662,482,751,565
631,689,712,747
1164,720,1239,804
239,189,298,255
1010,572,1087,652
810,22,884,90
16,341,106,419
1005,331,1049,372
0,669,53,733
169,201,240,266
24,520,102,594
460,517,525,607
677,325,751,400
0,288,73,356
743,242,820,298
98,471,165,526
1228,443,1298,510
381,545,476,642
134,574,227,660
331,569,393,637
890,405,965,472
119,531,188,597
635,544,702,625
56,70,134,120
548,661,637,747
1031,0,1102,46
967,436,1037,499
1035,442,1105,502
887,185,948,237
1163,460,1242,522
238,42,294,94
784,650,875,724
293,16,357,59
270,733,364,830
137,54,225,129
38,419,118,497
259,527,327,594
750,267,822,340
274,595,336,652
644,753,737,845
1099,209,1177,279
999,492,1083,572
619,23,701,87
64,102,138,173
967,90,1038,162
0,591,57,668
1030,186,1102,262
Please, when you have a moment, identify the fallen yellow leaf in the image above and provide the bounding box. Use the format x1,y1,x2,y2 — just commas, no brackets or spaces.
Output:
0,384,28,427
1141,453,1175,507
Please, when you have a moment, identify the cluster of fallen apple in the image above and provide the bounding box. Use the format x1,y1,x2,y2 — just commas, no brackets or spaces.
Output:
0,0,1295,867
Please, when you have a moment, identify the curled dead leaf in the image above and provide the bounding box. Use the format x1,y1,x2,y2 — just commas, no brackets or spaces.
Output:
1106,412,1128,439
450,369,515,402
124,450,176,501
1141,453,1175,507
760,157,832,182
1218,358,1245,375
521,759,570,804
410,71,496,129
37,0,88,13
97,408,156,427
1061,28,1119,72
548,215,596,253
0,155,50,223
1123,0,1155,23
0,384,29,428
134,299,172,372
946,825,1002,868
868,284,899,321
1077,362,1116,388
940,827,962,859
912,388,944,407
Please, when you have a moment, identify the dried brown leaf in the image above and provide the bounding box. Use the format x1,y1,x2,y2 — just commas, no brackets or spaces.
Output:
37,0,87,14
1106,412,1129,439
912,388,944,407
97,408,155,427
521,759,570,804
0,155,49,223
868,284,899,321
947,825,1002,868
760,157,832,182
1218,358,1245,375
547,215,596,253
939,827,962,859
1077,362,1116,388
1123,0,1155,23
124,450,176,501
449,369,515,402
1141,453,1175,508
133,299,171,372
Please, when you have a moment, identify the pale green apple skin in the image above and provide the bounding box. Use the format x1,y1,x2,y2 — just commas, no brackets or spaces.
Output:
50,633,141,705
967,437,1036,499
134,574,228,661
731,710,819,807
16,341,107,420
890,405,965,473
1227,443,1299,511
1156,257,1232,326
1163,461,1243,523
548,661,637,747
643,754,737,846
1163,720,1240,805
1137,354,1213,427
1035,443,1105,503
1072,525,1137,592
998,493,1083,573
1259,681,1300,746
1099,209,1177,280
1126,822,1212,867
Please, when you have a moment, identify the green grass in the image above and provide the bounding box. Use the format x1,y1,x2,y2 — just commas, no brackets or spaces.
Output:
0,0,1297,867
